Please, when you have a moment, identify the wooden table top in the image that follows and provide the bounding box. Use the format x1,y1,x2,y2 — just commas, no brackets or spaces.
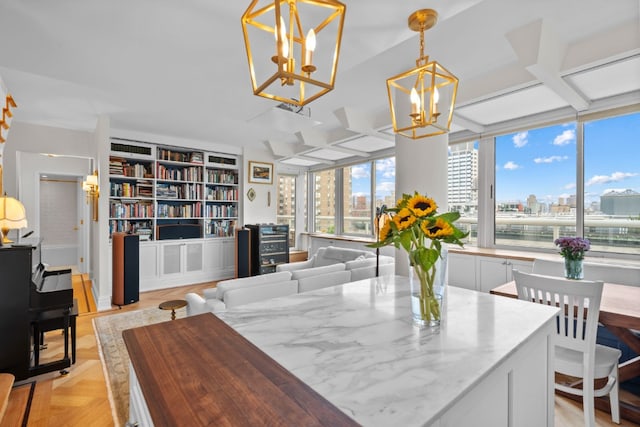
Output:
491,281,640,330
123,313,359,427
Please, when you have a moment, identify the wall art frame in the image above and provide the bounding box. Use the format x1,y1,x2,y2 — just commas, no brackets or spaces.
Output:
248,160,273,184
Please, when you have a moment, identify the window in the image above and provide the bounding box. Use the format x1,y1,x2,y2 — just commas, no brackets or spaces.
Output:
494,122,577,249
343,163,372,235
276,174,296,247
313,169,336,233
583,112,640,255
486,109,640,255
448,141,478,245
311,157,395,237
375,157,396,211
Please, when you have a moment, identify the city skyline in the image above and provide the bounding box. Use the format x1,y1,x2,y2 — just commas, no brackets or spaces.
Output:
344,111,639,214
496,112,640,209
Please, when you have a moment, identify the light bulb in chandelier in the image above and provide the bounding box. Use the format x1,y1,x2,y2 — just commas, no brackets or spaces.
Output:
409,87,422,121
302,29,316,74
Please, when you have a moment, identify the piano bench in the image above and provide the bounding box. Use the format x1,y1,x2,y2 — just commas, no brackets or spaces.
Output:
31,299,79,366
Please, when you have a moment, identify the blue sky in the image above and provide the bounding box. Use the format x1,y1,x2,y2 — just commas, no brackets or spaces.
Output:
347,112,639,209
496,112,640,207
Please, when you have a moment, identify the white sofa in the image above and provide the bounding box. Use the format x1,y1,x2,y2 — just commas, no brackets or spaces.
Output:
277,246,395,281
185,246,395,316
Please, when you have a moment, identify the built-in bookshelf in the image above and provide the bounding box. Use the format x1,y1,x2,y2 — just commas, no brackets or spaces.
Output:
108,138,240,241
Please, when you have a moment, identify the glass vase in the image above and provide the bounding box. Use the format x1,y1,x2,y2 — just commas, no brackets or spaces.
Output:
409,247,447,330
564,258,584,280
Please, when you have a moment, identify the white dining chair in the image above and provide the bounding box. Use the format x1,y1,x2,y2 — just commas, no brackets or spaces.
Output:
512,270,622,426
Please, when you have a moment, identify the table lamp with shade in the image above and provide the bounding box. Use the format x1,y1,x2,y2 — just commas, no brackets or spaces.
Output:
0,193,28,245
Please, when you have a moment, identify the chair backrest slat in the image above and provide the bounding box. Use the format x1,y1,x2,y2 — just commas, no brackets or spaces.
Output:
513,270,603,355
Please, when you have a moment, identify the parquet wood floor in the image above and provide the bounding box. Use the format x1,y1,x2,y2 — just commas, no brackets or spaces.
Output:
2,280,638,426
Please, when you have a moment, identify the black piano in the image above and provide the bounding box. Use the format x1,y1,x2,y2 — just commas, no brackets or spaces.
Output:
29,261,75,376
0,244,75,380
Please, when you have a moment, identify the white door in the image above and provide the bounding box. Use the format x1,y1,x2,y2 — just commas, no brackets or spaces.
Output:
39,175,84,271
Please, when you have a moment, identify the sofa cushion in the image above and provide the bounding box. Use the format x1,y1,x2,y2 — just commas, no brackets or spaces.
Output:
290,263,346,280
313,246,374,267
216,271,293,300
344,255,394,270
298,270,352,293
349,262,395,282
224,280,299,308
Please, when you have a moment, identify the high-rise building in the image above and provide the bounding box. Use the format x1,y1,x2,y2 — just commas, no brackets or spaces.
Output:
447,142,478,213
601,189,640,215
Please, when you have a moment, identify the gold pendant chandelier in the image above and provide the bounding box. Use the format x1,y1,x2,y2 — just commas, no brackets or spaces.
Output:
386,9,458,139
241,0,346,107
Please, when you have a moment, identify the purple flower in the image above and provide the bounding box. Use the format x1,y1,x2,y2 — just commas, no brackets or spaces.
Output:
554,236,590,260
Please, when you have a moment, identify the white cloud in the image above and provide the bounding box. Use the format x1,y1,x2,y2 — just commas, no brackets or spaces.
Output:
534,155,568,164
376,158,396,178
586,171,638,186
512,131,528,148
376,181,395,194
552,129,575,146
503,161,520,170
351,166,370,179
564,183,576,190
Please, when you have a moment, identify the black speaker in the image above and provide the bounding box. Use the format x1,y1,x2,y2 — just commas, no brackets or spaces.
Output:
235,228,251,278
112,233,139,305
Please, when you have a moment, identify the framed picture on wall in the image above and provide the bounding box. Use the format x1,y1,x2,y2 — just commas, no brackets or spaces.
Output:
248,161,273,184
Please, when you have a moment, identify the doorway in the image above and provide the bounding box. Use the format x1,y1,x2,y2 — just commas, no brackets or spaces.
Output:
38,174,88,273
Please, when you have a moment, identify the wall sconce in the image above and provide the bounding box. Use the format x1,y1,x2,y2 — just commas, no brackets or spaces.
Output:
83,170,99,222
0,193,28,245
386,9,458,139
0,94,17,143
241,0,346,107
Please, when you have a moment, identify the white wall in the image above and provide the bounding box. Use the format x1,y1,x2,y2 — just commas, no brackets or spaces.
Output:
3,122,93,197
16,151,90,240
242,146,277,225
394,132,449,275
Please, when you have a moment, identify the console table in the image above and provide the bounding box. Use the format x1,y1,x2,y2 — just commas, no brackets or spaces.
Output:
125,276,559,426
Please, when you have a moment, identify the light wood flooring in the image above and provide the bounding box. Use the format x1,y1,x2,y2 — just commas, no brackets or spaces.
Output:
2,281,639,426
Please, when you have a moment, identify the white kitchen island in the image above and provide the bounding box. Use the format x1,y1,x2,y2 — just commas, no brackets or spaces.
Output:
126,275,559,426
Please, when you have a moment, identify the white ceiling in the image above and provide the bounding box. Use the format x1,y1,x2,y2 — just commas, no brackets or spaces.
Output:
1,0,639,166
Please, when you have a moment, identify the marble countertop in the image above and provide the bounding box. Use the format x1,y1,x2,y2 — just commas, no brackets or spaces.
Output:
217,276,558,426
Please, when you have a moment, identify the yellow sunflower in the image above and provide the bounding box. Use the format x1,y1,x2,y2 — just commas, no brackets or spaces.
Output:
421,218,454,239
393,208,416,231
407,195,437,217
379,218,392,241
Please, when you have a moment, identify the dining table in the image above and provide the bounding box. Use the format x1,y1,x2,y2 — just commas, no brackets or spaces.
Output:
491,280,640,424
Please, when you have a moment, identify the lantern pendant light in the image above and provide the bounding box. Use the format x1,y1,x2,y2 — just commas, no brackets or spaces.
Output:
386,9,458,139
241,0,346,107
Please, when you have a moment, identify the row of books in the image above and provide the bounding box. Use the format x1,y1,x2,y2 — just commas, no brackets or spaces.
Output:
157,149,203,164
205,187,239,201
110,157,153,178
207,220,236,237
206,169,238,185
205,204,237,218
110,181,153,198
156,183,203,199
109,220,153,239
157,202,203,218
156,164,203,181
110,201,154,218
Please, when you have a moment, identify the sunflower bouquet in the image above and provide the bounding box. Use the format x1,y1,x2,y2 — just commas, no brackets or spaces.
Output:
369,191,468,325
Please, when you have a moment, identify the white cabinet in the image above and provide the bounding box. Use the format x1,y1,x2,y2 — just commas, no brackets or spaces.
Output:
162,241,203,276
447,251,533,293
477,257,532,293
437,325,553,427
203,238,235,278
139,242,159,291
448,252,476,290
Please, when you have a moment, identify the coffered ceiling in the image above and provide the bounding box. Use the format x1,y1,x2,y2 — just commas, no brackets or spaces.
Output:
0,0,638,167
